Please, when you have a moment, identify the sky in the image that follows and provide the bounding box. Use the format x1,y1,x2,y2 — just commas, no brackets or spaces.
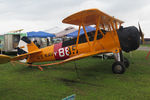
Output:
0,0,150,37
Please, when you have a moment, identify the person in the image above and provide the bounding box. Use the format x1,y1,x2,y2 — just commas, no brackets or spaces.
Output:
46,38,49,46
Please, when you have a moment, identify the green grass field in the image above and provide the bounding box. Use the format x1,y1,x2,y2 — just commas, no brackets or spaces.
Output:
141,44,150,47
0,50,150,100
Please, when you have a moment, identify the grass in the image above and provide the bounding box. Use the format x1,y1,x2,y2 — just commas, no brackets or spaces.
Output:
141,44,150,47
0,50,150,100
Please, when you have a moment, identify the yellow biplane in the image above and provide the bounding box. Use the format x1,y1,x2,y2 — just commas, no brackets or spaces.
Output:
0,9,144,74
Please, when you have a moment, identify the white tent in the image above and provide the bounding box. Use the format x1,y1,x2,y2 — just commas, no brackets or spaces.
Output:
55,26,77,37
44,26,63,34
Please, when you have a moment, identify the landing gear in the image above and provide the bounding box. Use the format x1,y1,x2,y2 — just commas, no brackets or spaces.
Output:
112,50,130,74
112,61,126,74
123,57,130,68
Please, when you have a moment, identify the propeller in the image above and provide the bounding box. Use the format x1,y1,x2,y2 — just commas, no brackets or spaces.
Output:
138,22,144,43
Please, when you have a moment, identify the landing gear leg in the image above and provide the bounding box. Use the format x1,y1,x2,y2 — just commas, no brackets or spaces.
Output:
120,51,130,68
123,57,130,68
112,50,126,74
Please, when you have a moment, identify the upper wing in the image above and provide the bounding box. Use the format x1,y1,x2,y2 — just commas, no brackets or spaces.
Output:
11,49,42,61
42,49,112,66
62,8,124,26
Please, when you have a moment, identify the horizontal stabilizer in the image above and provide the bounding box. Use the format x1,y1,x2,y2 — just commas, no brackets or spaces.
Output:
12,49,42,61
0,55,11,64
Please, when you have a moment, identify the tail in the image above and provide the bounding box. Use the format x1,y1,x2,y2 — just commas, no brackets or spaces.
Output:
0,37,40,64
17,36,39,55
17,36,39,63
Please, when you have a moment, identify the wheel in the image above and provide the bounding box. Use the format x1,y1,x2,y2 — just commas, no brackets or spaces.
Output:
112,61,126,74
123,57,130,68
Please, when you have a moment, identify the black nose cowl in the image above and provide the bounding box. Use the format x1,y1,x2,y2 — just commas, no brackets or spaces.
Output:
117,26,140,52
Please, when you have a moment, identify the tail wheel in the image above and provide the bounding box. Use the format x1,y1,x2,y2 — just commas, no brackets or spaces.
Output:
112,61,126,74
123,57,130,68
27,63,32,68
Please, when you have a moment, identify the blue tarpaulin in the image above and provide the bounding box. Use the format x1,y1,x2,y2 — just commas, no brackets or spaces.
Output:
27,31,55,38
66,26,96,37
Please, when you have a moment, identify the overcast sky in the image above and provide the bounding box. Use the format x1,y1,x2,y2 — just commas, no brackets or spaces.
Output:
0,0,150,37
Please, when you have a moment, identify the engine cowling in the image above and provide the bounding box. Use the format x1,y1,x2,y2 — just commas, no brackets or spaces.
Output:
117,26,140,52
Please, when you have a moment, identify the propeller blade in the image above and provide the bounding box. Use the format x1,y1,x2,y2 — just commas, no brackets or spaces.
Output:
138,22,144,43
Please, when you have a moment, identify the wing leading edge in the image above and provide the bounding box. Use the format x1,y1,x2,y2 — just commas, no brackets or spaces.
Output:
62,8,124,26
42,49,113,66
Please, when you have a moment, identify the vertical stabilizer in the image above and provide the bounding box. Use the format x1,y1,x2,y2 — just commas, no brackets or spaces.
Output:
17,36,39,62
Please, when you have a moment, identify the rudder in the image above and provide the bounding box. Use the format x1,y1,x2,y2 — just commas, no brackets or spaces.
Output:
17,36,39,55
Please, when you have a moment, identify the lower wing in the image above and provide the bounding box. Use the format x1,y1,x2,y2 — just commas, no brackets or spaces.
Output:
42,49,113,66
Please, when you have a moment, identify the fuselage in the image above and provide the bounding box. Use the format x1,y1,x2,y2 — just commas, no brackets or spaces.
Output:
27,30,120,63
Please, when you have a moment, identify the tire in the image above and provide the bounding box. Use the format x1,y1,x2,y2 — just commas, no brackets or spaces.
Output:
123,57,130,68
112,61,126,74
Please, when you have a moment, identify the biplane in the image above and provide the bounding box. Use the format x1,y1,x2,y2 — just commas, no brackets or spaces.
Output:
0,9,144,74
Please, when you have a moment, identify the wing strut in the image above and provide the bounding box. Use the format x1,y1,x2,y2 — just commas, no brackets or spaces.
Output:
115,21,118,29
75,23,93,52
92,16,100,49
110,20,120,48
75,24,81,53
102,24,105,30
82,24,92,51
